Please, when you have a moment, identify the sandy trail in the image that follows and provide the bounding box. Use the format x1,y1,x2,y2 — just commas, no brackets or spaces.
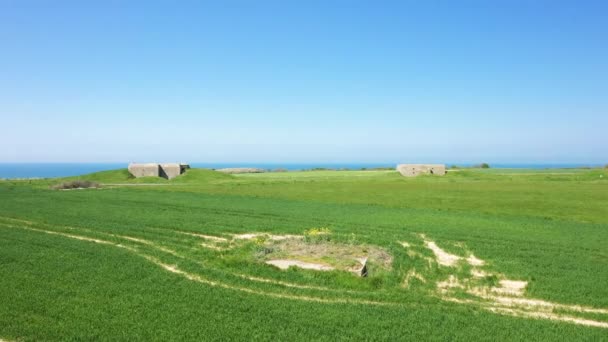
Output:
177,231,228,242
443,296,608,329
424,240,460,266
2,216,607,329
0,221,396,307
0,216,349,293
143,255,395,306
421,236,485,267
419,234,608,329
233,233,303,241
491,280,528,296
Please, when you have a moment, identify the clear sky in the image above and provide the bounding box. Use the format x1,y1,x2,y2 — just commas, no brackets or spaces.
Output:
1,1,607,164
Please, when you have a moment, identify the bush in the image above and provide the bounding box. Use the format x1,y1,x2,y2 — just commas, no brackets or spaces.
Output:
304,227,331,243
51,180,100,190
473,163,490,168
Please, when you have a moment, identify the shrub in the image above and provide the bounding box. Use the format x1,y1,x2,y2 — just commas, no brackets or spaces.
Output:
304,227,331,243
253,235,269,245
51,180,100,190
474,163,490,168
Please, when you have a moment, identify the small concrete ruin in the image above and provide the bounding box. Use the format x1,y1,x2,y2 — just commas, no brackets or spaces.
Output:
128,163,190,179
396,164,446,177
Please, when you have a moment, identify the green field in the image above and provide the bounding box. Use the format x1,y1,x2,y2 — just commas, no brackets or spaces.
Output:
1,168,607,340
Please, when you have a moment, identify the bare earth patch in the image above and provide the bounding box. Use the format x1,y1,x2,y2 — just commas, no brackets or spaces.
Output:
266,260,335,271
233,233,303,241
261,237,391,276
423,239,460,267
470,269,488,278
491,280,528,296
420,234,485,267
178,231,228,242
466,254,485,266
417,236,608,329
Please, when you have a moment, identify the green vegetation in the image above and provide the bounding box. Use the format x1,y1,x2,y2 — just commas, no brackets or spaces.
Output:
1,167,607,340
61,168,232,184
51,179,100,190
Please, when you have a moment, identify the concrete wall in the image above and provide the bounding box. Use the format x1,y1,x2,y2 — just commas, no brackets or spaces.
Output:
128,163,160,178
129,163,189,179
160,163,187,180
396,164,446,177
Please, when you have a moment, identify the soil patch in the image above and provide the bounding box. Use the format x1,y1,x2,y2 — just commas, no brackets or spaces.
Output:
266,260,334,271
260,237,391,276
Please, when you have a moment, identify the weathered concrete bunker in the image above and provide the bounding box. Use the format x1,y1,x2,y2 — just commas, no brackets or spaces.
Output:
128,163,189,179
396,164,446,177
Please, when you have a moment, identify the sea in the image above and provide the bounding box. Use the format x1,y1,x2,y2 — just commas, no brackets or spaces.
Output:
0,162,603,179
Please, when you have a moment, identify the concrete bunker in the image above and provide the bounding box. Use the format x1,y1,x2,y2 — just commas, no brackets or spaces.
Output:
128,163,190,179
396,164,446,177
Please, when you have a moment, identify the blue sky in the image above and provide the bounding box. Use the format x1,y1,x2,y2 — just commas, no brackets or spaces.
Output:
1,1,606,163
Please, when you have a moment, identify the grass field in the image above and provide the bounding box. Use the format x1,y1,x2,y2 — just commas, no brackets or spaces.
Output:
1,168,607,340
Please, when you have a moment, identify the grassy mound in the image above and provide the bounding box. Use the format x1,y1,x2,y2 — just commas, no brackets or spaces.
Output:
62,168,232,184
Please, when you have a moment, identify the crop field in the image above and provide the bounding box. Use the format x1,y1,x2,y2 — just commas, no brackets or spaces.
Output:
1,168,607,340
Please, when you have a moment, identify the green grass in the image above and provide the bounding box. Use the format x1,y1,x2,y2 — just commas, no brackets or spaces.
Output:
65,167,233,184
0,168,607,340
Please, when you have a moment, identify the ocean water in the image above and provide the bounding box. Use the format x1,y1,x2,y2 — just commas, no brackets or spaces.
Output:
0,162,603,179
0,163,126,179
